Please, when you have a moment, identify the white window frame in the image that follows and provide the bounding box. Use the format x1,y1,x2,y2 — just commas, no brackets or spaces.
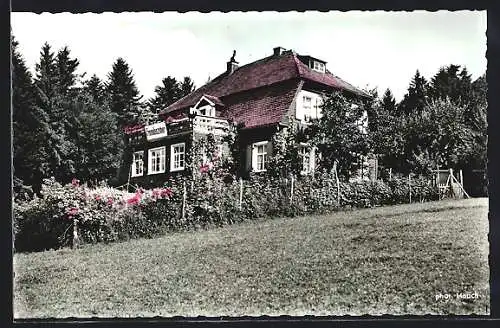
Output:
312,61,325,73
252,141,268,172
299,145,311,175
148,147,166,175
298,90,324,123
303,96,312,122
299,144,316,175
314,97,323,118
131,151,144,177
170,142,186,172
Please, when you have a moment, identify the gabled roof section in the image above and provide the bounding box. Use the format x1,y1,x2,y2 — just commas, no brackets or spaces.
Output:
193,94,224,109
160,50,370,115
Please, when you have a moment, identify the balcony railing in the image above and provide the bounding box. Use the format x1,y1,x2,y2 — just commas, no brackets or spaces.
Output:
193,115,230,136
125,115,230,144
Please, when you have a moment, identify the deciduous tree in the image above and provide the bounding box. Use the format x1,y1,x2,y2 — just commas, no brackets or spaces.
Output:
309,92,371,180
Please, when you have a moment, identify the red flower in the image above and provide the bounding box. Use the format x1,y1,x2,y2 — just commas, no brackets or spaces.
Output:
71,178,80,187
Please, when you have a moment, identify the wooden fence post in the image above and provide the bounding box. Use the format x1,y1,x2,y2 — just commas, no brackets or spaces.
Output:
459,169,464,186
239,178,243,210
450,169,470,199
449,168,454,198
389,167,392,181
436,165,440,198
72,219,79,249
290,175,295,202
408,174,412,203
182,181,187,221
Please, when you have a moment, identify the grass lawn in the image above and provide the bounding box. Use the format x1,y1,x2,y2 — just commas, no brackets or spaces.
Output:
13,198,489,317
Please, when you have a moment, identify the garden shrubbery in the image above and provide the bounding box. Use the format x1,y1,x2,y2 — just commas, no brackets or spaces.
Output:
13,172,439,252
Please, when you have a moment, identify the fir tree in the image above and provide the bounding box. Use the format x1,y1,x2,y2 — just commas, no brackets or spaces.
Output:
148,76,181,113
84,74,106,105
12,38,52,192
55,46,80,96
32,43,83,184
105,57,143,127
398,70,429,115
429,65,472,106
34,42,58,101
381,88,396,114
179,76,195,98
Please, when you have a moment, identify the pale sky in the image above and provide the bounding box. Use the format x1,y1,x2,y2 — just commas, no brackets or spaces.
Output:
11,11,487,101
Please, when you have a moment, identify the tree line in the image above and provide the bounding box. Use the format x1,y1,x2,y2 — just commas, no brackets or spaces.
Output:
12,38,195,194
369,67,487,177
266,66,486,183
12,37,487,195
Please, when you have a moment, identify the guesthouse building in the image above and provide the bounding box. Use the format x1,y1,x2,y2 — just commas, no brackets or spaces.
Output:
125,47,371,186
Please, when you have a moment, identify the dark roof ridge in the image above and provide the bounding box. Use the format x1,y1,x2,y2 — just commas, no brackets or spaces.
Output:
161,49,371,115
291,51,302,78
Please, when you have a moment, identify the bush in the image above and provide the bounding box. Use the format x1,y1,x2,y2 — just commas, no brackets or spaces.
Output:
13,178,179,252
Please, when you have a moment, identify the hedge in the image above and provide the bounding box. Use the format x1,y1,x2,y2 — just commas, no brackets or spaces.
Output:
13,173,439,252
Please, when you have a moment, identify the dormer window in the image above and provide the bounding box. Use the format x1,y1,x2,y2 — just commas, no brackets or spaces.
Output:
312,61,325,73
192,95,222,118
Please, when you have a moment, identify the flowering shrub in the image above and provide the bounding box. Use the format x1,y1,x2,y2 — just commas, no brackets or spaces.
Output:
14,171,440,253
13,177,178,252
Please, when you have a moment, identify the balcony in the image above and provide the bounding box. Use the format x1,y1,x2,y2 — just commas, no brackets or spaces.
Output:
125,115,230,145
192,115,230,136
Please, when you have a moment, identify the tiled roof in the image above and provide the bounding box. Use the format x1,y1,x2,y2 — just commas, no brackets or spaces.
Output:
222,79,301,129
160,50,370,116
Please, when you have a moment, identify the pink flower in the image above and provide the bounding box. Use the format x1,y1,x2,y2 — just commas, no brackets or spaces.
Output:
71,178,80,187
66,207,79,218
200,164,210,173
107,197,114,205
94,195,101,201
127,193,141,205
152,188,161,199
160,187,173,198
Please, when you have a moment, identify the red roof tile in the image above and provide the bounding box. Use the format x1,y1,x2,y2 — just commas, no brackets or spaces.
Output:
222,79,301,129
160,50,370,117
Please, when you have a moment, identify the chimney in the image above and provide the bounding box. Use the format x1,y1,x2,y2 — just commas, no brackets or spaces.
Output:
273,46,286,56
227,60,238,74
227,50,239,74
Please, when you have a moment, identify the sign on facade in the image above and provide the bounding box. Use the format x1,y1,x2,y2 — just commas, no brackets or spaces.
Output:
145,122,168,141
